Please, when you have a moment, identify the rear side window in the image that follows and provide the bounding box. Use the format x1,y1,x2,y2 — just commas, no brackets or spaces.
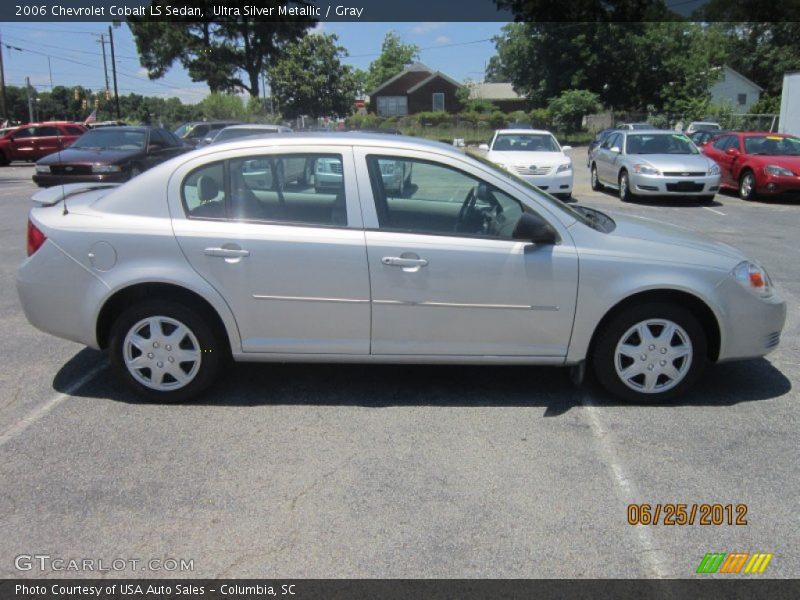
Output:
182,162,226,219
36,126,60,137
229,153,345,226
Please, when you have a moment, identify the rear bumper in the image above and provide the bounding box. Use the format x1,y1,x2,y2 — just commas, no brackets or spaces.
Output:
16,240,107,348
32,171,128,188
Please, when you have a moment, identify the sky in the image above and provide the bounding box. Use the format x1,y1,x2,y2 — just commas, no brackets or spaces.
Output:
0,21,506,104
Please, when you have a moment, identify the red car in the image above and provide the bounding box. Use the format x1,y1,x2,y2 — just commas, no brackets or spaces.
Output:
702,131,800,200
0,121,87,165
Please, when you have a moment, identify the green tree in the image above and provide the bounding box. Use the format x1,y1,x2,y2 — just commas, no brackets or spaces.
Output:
197,92,248,120
364,32,420,93
547,89,601,132
269,33,359,119
129,1,313,97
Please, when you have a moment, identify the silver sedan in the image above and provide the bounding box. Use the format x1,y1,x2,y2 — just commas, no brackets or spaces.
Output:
590,130,722,202
17,134,785,403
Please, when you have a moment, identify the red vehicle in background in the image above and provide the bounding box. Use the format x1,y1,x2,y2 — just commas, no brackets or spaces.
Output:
703,131,800,200
0,121,87,165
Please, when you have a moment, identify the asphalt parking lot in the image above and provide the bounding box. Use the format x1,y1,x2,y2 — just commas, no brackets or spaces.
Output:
0,149,797,579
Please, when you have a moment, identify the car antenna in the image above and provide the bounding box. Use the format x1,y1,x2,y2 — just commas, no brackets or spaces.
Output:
60,117,69,215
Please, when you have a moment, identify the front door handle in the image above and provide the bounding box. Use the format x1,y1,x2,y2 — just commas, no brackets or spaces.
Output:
381,256,428,268
204,247,250,258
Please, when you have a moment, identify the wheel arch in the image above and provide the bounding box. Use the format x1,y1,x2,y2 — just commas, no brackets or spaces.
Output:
587,288,722,363
96,282,233,356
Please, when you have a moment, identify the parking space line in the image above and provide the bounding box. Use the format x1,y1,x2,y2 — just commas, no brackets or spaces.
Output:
581,395,670,578
0,363,106,448
702,206,726,216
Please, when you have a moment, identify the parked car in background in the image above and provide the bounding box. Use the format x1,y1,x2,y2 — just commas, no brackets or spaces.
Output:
174,120,242,146
617,122,656,131
481,129,573,199
702,132,800,200
33,126,189,187
685,121,722,135
688,129,731,148
17,133,785,403
587,128,619,166
209,123,293,145
87,120,129,129
590,130,721,202
198,129,222,147
0,121,87,165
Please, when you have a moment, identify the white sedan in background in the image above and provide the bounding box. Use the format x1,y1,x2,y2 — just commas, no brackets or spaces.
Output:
481,129,573,199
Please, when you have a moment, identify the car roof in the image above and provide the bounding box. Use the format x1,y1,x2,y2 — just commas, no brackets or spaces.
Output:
84,125,151,132
190,131,459,157
739,131,796,137
495,129,553,135
221,124,289,131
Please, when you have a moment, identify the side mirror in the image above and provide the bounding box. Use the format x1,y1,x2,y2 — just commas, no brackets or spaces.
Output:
512,212,559,245
478,143,490,152
562,145,573,152
725,147,740,157
610,146,621,154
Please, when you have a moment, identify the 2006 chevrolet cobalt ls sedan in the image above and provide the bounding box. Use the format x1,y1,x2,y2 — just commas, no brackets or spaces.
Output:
17,134,785,402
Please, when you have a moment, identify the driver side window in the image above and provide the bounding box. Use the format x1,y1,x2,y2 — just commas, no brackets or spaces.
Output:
366,155,524,239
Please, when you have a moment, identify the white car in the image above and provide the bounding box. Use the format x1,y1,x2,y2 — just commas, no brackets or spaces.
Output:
685,121,722,135
480,129,573,199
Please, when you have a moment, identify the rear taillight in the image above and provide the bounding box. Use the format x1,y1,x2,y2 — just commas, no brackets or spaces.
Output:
27,219,47,256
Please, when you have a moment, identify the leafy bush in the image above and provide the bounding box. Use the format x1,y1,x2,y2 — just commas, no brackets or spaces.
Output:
528,108,551,129
547,89,601,133
414,111,454,126
489,111,507,128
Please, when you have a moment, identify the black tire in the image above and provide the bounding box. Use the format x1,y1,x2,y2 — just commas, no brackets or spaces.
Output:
739,170,757,201
556,192,573,202
109,300,225,402
128,164,143,181
590,164,603,191
591,302,708,403
698,195,715,204
618,170,636,202
0,152,8,166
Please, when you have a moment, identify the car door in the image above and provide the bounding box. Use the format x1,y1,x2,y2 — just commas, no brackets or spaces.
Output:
33,125,65,159
354,148,578,357
7,126,37,161
596,132,623,184
707,135,737,186
170,146,370,355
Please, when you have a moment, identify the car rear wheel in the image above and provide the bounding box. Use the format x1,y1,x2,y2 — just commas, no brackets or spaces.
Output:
592,303,708,402
619,170,636,202
0,151,8,166
109,300,224,402
739,170,757,201
590,164,603,191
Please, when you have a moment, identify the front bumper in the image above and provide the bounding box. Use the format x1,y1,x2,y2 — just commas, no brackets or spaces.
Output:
757,173,800,195
517,169,573,195
716,278,786,362
32,171,128,188
630,172,721,196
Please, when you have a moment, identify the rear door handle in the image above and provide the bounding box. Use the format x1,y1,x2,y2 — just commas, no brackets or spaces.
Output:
204,247,250,258
381,256,428,267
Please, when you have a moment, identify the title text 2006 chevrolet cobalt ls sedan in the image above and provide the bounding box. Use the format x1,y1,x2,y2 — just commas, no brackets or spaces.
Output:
17,134,785,402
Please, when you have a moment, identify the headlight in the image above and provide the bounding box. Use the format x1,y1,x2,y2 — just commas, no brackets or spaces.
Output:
732,261,774,299
633,164,660,176
35,165,50,173
708,163,721,176
556,162,572,173
764,164,794,177
91,165,122,173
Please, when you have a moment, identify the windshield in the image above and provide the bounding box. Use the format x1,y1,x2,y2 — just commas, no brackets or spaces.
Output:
469,150,595,228
492,133,559,152
626,133,698,155
173,124,192,138
744,135,800,156
215,127,279,143
72,129,146,150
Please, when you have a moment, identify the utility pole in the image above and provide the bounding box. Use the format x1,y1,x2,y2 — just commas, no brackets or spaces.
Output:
47,57,53,89
25,76,33,123
97,34,110,92
0,29,8,121
108,26,120,119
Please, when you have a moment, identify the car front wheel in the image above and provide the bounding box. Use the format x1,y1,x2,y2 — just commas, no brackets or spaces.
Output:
619,171,636,202
739,171,757,201
591,164,603,191
592,303,708,402
109,300,224,402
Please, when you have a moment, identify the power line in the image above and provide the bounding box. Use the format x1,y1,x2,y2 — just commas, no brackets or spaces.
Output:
348,37,494,59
